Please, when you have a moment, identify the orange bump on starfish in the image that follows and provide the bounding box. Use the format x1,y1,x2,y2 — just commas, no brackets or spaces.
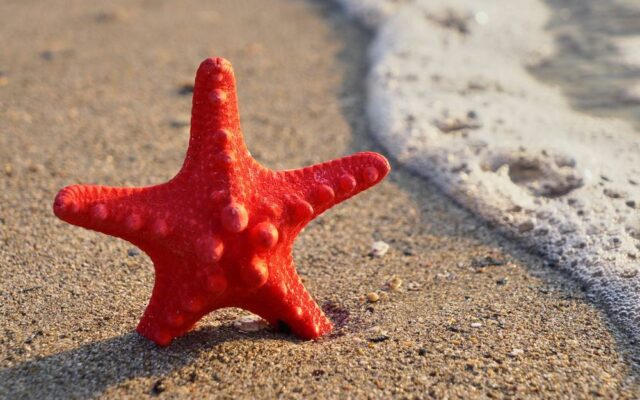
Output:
53,57,390,346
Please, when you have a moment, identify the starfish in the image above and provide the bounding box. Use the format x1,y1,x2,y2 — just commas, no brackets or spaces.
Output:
53,58,390,346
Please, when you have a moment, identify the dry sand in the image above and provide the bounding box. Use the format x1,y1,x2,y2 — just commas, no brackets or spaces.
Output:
0,0,639,398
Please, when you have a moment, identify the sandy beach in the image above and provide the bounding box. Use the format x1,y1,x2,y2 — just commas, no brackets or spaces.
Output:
1,0,639,398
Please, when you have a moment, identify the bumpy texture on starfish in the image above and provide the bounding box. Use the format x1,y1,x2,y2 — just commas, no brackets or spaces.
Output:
53,58,390,346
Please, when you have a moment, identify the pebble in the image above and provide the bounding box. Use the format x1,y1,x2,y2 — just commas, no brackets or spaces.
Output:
233,315,268,332
28,163,44,173
368,335,390,343
366,326,389,343
370,240,390,257
177,82,194,95
509,348,525,357
470,322,482,328
95,9,131,23
471,256,506,268
435,116,481,133
387,277,403,291
366,292,380,303
496,277,508,285
603,188,627,199
518,220,534,233
170,116,190,128
366,326,386,335
436,272,455,280
151,379,166,395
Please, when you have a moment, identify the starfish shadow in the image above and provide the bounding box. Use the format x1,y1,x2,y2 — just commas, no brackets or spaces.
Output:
0,326,299,398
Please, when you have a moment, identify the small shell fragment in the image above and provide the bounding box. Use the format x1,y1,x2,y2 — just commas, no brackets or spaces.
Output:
387,277,403,291
370,241,390,257
233,315,268,332
366,292,380,303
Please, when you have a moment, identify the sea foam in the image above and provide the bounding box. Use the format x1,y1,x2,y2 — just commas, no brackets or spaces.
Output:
336,0,640,340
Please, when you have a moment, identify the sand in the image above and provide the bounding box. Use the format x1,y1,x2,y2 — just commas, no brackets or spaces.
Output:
0,0,638,398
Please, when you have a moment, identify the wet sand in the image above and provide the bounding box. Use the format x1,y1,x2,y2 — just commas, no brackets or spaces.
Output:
531,0,640,129
0,0,638,398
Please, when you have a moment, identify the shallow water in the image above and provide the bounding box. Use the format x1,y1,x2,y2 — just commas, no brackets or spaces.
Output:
531,0,640,131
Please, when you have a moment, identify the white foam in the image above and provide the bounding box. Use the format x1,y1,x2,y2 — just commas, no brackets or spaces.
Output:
337,0,640,340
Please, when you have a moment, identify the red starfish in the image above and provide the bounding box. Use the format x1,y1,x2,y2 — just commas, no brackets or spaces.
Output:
53,58,390,346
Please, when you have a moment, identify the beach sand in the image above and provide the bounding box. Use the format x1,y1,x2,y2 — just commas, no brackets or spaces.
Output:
0,0,638,398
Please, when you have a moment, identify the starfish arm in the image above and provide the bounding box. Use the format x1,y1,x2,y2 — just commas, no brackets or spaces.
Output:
277,151,390,224
241,264,333,340
53,183,175,246
272,272,333,339
180,57,252,179
137,266,193,347
136,251,223,346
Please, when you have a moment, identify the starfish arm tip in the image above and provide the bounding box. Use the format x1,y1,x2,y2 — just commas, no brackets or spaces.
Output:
359,151,391,180
278,150,391,223
53,184,103,222
193,57,236,98
53,185,80,218
197,57,233,76
53,183,165,244
279,307,333,340
136,320,174,347
187,57,246,164
332,150,391,191
254,275,335,340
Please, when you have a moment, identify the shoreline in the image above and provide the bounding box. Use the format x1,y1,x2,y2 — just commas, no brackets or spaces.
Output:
337,0,640,344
